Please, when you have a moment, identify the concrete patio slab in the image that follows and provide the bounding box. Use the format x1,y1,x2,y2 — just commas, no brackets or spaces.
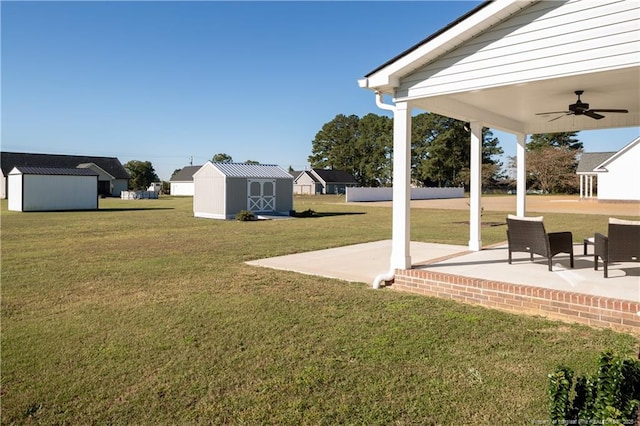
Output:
247,240,639,302
247,240,468,284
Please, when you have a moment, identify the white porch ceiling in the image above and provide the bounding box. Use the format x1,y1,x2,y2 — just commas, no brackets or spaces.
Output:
409,66,640,135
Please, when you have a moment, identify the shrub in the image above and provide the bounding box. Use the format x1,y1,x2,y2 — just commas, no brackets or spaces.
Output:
548,350,640,425
235,210,256,221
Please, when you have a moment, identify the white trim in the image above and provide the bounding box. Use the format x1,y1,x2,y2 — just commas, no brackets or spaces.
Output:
194,211,228,220
594,136,640,171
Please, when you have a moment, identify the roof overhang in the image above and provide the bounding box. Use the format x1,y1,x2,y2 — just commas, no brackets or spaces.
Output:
358,0,640,135
358,0,535,93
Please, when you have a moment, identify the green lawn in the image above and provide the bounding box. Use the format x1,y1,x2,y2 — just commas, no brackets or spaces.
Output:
1,196,637,424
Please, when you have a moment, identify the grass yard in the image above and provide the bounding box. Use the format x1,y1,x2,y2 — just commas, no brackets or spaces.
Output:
1,195,638,424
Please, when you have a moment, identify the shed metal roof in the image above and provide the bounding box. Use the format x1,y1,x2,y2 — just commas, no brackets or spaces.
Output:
210,163,293,179
10,166,99,176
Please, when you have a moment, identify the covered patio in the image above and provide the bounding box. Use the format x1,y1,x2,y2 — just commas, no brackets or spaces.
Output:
248,196,640,334
354,0,639,330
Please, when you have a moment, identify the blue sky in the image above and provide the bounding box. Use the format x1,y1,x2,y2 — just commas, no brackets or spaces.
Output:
3,1,638,181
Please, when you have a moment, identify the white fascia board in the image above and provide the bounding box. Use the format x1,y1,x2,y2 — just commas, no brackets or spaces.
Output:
594,136,640,171
192,162,212,178
361,0,537,92
414,96,526,134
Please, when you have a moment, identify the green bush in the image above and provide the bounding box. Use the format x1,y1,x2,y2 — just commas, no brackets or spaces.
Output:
548,350,640,425
235,210,256,221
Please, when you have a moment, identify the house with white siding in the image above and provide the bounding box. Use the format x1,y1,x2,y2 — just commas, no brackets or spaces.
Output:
1,152,129,199
358,0,639,286
293,169,358,195
169,165,201,196
576,152,615,199
592,137,640,201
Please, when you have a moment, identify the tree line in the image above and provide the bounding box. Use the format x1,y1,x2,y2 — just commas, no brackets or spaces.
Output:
309,112,582,193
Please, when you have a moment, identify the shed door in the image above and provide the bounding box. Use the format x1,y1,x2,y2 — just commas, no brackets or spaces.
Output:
248,179,276,212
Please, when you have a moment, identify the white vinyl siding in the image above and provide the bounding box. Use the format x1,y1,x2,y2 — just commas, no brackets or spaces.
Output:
9,173,98,211
193,165,226,218
597,141,640,201
170,182,195,196
7,173,22,211
397,0,640,99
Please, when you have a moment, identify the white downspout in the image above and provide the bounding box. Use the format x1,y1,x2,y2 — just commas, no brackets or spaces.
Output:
375,91,395,113
371,92,412,289
373,92,397,289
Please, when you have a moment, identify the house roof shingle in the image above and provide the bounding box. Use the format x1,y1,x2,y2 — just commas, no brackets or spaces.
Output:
170,165,203,182
576,152,616,173
312,169,358,184
1,152,129,179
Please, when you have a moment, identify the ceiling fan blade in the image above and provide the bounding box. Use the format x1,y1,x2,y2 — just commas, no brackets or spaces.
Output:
583,110,605,120
547,113,569,122
536,111,569,116
589,109,629,113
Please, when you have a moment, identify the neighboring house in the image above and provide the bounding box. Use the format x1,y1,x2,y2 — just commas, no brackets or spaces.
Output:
293,169,358,195
1,152,129,199
8,167,99,212
576,152,615,199
193,162,293,220
592,137,640,201
169,165,201,196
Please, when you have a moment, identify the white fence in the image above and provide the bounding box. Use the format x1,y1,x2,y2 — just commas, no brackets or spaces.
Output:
345,187,464,202
121,190,159,200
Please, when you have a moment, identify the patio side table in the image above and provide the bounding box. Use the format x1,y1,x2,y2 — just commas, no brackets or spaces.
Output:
583,237,595,255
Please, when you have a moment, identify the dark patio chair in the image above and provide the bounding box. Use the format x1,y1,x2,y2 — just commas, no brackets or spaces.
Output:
594,218,640,278
506,215,574,271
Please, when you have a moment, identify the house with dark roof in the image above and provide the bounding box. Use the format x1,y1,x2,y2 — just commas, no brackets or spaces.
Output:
585,137,640,201
0,152,129,199
576,152,616,199
169,165,202,196
293,169,358,195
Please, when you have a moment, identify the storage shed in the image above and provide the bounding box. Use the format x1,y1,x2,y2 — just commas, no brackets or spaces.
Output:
8,166,99,212
193,162,293,220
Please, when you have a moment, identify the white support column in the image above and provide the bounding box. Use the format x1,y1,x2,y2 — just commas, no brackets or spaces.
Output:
468,121,483,251
516,133,527,216
589,175,594,198
391,101,412,269
586,176,590,198
580,175,584,198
